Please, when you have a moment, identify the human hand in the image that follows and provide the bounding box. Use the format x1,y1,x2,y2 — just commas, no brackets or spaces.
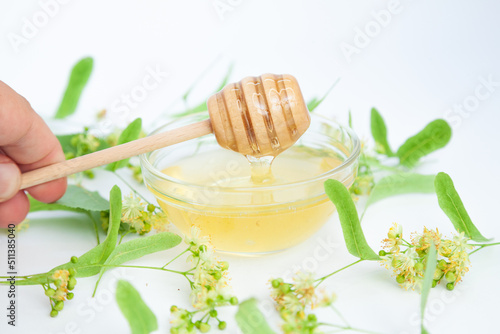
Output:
0,81,67,227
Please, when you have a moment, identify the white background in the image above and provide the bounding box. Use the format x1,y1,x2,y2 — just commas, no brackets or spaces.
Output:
1,0,500,333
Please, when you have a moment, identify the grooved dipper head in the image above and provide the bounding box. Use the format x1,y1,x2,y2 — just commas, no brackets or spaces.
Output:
207,73,310,157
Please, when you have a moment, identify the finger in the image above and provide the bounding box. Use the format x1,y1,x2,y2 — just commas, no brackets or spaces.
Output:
0,81,67,203
0,191,29,227
0,154,21,203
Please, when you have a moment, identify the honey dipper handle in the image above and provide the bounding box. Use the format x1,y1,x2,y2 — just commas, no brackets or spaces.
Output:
20,119,213,190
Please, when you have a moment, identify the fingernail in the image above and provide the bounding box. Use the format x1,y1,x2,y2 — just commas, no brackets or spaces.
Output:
0,163,21,202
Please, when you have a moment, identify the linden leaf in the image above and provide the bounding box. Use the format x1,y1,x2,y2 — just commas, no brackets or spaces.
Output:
29,185,109,213
435,172,489,242
93,232,182,295
324,179,380,261
116,280,158,334
55,57,94,119
236,298,276,334
421,243,437,334
307,77,340,112
106,118,143,171
396,119,452,168
361,173,435,220
370,108,393,156
176,64,234,117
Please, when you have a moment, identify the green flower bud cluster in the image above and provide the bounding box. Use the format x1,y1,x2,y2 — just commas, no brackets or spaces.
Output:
66,129,102,161
169,227,239,333
114,194,168,236
270,272,336,334
45,257,78,318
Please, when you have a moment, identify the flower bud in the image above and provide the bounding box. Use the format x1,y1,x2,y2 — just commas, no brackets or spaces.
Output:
445,271,456,283
147,204,156,213
396,275,405,284
50,310,58,318
446,282,455,291
45,288,56,297
67,293,74,300
69,268,77,277
230,297,239,305
209,309,218,318
71,256,78,264
218,321,227,330
437,259,448,271
220,261,229,271
415,262,424,273
432,280,438,288
199,323,211,333
54,301,64,311
433,268,443,280
307,314,317,322
271,279,281,289
379,250,387,256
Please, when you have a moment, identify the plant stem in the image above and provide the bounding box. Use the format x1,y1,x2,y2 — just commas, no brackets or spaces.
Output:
118,231,132,245
331,305,350,327
315,259,364,287
163,247,190,269
469,242,500,255
101,264,193,276
319,323,383,334
113,171,151,205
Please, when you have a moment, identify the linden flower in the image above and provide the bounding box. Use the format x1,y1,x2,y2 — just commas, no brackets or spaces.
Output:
450,232,473,253
413,227,442,253
185,226,210,252
122,194,145,220
51,270,70,301
383,223,403,253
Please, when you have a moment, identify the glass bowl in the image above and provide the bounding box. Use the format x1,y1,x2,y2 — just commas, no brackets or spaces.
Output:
140,112,360,255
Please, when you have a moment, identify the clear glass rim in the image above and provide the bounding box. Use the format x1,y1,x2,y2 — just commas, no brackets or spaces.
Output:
139,112,361,193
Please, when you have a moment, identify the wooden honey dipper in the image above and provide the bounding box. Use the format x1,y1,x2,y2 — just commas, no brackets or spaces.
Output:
20,73,310,190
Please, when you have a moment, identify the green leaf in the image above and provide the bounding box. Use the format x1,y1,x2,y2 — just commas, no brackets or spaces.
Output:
116,280,158,334
370,108,393,156
396,119,452,168
106,232,181,267
55,57,94,119
29,185,109,213
364,173,435,210
12,233,182,286
98,185,122,261
307,77,340,112
324,179,380,261
236,298,276,334
435,172,489,242
106,118,142,171
93,232,182,294
214,63,234,92
172,101,207,118
176,63,233,117
420,243,437,334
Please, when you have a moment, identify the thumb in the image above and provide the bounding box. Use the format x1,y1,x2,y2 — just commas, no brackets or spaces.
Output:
0,155,21,203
